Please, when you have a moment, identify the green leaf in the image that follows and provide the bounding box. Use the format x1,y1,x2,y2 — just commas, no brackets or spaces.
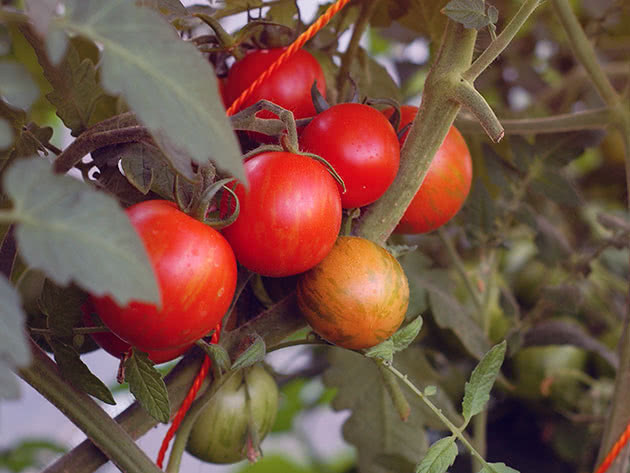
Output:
364,339,395,364
198,341,231,373
55,0,243,181
43,38,106,136
49,339,115,404
424,385,437,396
412,269,491,359
351,47,402,102
0,273,29,400
0,61,39,110
530,169,582,207
11,122,54,159
232,333,266,371
535,130,604,167
0,118,13,149
463,178,497,235
415,436,457,473
461,341,506,423
442,0,495,30
138,0,188,16
0,273,30,368
478,462,520,473
39,280,85,338
391,315,423,351
0,438,66,472
324,347,461,473
3,158,160,306
371,0,449,43
124,350,170,423
119,142,177,197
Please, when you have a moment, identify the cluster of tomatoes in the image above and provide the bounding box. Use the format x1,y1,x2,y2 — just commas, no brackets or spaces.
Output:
80,46,473,464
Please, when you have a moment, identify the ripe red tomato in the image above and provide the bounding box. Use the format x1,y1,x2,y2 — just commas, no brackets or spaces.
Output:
225,47,325,119
382,105,473,234
221,151,342,277
81,302,191,364
300,103,400,208
91,200,237,351
297,236,409,350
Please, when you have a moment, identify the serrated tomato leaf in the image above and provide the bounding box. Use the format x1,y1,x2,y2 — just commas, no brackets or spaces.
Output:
478,462,520,473
462,341,506,423
2,158,160,306
198,341,231,373
416,436,457,473
53,0,244,181
442,0,495,30
50,339,115,405
39,280,85,338
124,350,170,423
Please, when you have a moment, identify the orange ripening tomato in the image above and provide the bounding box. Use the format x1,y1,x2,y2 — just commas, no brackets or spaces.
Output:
383,105,473,234
297,236,409,350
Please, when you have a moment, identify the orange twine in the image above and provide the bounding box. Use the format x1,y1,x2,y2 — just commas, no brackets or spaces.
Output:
595,421,630,473
156,0,351,468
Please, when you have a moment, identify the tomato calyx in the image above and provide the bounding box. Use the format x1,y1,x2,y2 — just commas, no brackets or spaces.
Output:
310,80,330,114
230,99,300,146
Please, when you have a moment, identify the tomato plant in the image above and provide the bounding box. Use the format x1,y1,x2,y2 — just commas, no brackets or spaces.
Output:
300,103,401,208
221,151,342,277
91,200,237,351
297,236,409,349
186,364,279,464
224,48,326,120
383,105,473,234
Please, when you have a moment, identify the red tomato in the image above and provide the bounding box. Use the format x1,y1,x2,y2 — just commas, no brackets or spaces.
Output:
300,103,400,208
225,48,325,119
81,302,191,364
383,105,473,234
91,200,237,351
221,152,342,277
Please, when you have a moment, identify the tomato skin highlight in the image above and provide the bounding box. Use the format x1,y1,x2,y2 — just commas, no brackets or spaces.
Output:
297,236,409,350
225,47,326,119
300,103,400,209
383,105,473,234
91,200,237,351
221,151,342,278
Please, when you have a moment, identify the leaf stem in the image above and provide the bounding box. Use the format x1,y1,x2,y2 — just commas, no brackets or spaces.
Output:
550,0,620,107
267,338,330,353
336,0,380,103
29,325,111,335
463,0,542,82
452,80,504,142
455,107,613,135
384,362,491,469
18,341,164,473
438,227,483,313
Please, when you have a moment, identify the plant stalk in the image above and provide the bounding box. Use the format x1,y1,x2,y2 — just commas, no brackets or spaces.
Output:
550,0,619,107
463,0,542,82
19,342,164,473
356,20,478,244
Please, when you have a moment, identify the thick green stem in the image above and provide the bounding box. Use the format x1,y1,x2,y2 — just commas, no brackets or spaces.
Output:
455,107,612,135
356,21,477,244
471,408,488,473
336,0,380,102
550,0,620,107
452,81,504,142
19,342,164,473
463,0,542,82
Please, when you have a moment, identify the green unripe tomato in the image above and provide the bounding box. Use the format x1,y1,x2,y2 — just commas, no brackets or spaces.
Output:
186,364,279,464
512,345,587,406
